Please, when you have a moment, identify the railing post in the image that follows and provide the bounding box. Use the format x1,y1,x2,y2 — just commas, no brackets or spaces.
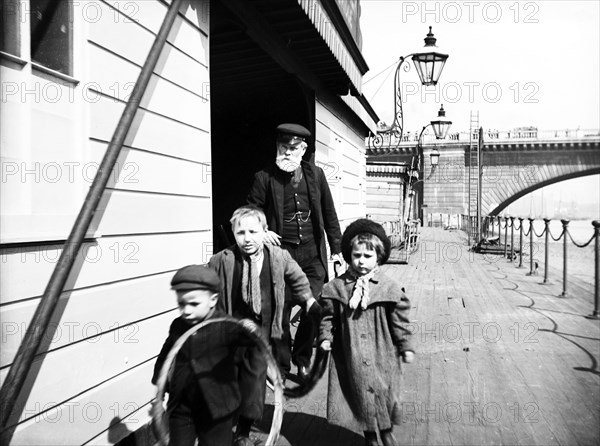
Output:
491,216,495,237
509,216,515,262
527,218,534,275
518,217,524,268
559,219,569,297
497,215,501,240
586,221,600,319
504,216,509,258
543,218,551,284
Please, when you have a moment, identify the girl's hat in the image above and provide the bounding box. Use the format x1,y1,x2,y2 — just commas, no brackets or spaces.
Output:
341,218,392,264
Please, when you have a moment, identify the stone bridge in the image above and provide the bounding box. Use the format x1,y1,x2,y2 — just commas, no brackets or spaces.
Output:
366,128,600,222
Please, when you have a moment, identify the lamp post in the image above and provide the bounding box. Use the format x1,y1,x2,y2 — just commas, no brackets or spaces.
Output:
368,27,449,152
405,105,452,224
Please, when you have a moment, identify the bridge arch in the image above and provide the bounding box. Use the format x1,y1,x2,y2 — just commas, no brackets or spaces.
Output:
488,168,600,216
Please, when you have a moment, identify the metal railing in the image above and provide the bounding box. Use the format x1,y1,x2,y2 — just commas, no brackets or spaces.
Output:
476,216,599,319
379,218,420,264
394,127,600,146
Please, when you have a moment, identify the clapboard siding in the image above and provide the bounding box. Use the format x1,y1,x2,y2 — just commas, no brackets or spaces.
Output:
315,98,366,230
0,312,174,417
366,179,403,223
8,361,157,446
1,273,180,367
93,192,212,235
88,67,209,130
88,141,211,196
87,1,208,68
90,97,210,162
85,402,154,446
87,42,208,104
1,231,213,305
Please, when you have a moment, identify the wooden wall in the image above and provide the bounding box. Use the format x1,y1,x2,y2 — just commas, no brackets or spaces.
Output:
0,1,210,444
365,176,404,223
315,98,367,234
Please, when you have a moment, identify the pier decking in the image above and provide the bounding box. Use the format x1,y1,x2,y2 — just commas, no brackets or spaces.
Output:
254,227,600,445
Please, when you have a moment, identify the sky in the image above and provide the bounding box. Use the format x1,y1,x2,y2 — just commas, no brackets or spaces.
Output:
358,0,599,217
359,0,600,132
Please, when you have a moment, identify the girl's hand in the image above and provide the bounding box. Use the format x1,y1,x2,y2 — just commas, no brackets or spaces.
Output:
402,351,415,363
320,340,332,351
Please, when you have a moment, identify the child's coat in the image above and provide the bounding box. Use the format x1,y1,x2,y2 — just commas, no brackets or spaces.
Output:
319,269,414,432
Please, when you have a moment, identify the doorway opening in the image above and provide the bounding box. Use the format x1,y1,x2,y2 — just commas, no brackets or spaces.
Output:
210,1,313,251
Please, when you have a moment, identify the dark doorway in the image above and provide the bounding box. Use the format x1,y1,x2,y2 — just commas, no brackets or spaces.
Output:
209,1,313,251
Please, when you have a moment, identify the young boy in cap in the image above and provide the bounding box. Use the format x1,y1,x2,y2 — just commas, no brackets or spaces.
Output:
152,265,266,446
247,123,344,381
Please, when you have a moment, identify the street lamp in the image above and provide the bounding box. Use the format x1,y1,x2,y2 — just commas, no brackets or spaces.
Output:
430,104,452,139
405,105,452,223
368,26,449,151
410,105,452,179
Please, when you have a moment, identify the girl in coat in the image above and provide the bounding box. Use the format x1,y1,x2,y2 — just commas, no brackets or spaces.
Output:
319,219,415,446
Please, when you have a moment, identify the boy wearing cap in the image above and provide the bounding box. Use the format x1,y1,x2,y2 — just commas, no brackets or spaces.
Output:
152,265,265,446
247,123,343,380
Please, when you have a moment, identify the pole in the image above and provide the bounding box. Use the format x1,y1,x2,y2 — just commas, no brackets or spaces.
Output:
527,218,534,275
477,127,483,244
518,217,524,268
497,215,501,240
560,219,569,297
509,216,515,262
543,218,550,284
586,221,600,319
504,217,509,258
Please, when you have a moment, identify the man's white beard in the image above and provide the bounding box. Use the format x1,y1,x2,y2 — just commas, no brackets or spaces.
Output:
276,154,302,172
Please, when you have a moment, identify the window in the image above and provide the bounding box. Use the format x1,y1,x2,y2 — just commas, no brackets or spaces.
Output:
1,0,21,56
30,0,72,75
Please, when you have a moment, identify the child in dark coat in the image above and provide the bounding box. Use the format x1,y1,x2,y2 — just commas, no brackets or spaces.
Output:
318,219,415,446
152,265,266,446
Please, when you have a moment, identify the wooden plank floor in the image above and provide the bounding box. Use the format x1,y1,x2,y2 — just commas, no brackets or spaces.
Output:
252,227,600,446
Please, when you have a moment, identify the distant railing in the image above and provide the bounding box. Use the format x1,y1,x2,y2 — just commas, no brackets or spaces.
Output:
378,219,420,264
472,216,599,319
394,128,600,146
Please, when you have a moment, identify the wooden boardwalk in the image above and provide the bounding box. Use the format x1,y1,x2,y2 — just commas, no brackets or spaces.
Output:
252,227,600,446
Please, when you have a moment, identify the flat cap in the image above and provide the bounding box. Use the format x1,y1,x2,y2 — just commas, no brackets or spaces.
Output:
171,265,221,292
276,123,311,139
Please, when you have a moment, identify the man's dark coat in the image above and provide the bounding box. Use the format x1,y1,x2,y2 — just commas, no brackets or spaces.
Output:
247,160,342,276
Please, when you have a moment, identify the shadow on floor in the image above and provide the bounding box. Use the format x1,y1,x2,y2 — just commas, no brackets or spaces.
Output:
255,403,365,446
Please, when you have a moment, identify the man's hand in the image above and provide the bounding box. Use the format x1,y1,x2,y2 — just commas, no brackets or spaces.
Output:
331,253,345,276
320,340,332,351
331,253,344,264
264,230,281,246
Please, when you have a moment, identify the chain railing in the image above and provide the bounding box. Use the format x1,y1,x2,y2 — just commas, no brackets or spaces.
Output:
477,216,599,319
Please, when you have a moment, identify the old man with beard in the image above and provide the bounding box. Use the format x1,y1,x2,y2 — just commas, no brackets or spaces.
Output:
247,123,343,382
